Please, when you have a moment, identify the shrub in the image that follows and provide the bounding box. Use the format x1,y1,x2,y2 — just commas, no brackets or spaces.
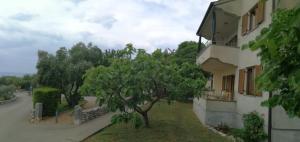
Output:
232,112,267,142
33,87,60,116
0,85,16,100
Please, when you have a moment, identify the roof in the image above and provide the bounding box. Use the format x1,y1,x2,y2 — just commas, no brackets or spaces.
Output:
196,2,215,36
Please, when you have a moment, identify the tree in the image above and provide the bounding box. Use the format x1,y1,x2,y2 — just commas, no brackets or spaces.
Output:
19,74,36,90
245,8,300,117
0,76,21,87
80,44,206,127
171,41,207,101
0,85,16,100
176,63,207,101
174,41,204,65
36,42,101,107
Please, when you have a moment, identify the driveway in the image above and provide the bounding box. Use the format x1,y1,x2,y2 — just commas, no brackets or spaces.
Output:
0,92,114,142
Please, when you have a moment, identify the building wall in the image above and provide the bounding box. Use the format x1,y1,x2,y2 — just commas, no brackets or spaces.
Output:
234,0,300,139
195,1,300,141
193,98,237,128
277,0,300,9
272,106,300,142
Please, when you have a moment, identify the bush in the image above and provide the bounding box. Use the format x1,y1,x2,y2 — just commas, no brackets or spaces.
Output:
0,85,16,100
33,87,60,116
232,112,267,142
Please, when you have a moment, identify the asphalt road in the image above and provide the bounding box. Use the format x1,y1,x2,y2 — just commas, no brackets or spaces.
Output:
0,92,113,142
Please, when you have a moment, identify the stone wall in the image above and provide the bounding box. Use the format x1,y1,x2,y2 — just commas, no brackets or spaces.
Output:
74,105,108,125
0,95,17,105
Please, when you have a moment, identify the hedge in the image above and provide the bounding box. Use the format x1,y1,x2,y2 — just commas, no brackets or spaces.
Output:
33,87,60,116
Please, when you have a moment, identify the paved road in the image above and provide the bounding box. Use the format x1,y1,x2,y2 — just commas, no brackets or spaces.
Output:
0,92,114,142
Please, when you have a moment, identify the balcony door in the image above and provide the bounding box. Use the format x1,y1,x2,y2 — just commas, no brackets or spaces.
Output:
222,75,235,99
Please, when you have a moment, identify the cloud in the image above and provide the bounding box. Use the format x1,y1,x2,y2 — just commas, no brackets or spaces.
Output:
10,13,37,21
0,0,213,73
88,15,118,29
69,0,87,5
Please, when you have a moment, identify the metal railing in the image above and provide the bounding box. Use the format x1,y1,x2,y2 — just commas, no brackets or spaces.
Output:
201,90,234,102
198,40,238,57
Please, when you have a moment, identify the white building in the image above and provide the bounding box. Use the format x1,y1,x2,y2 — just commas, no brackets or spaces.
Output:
193,0,300,141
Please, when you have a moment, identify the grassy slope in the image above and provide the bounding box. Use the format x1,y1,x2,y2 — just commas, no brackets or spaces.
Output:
85,101,233,142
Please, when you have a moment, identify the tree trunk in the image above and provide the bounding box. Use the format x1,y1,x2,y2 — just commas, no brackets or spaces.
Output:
142,112,150,128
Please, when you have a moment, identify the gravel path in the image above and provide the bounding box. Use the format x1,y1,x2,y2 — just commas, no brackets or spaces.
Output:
0,92,113,142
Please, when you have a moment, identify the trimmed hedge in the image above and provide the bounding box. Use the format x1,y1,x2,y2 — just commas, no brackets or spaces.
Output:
33,87,60,116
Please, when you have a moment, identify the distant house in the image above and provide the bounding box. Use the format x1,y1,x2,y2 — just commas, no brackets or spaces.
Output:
193,0,300,142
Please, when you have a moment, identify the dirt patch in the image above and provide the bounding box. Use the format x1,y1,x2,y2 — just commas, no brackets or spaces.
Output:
82,96,97,109
40,111,73,124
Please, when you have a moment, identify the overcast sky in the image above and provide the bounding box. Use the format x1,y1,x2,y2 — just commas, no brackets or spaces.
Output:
0,0,213,74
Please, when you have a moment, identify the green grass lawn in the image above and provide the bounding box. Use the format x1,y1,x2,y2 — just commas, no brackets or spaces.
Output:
85,101,233,142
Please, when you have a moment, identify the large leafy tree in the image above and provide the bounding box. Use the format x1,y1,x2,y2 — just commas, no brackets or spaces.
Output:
245,7,300,117
80,44,206,127
174,41,203,65
172,41,207,100
36,42,102,107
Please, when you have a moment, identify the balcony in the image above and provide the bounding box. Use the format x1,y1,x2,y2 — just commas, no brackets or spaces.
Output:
201,90,234,102
193,93,237,127
196,41,239,72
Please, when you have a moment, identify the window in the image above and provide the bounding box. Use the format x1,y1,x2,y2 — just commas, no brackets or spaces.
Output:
238,65,263,96
222,75,235,93
249,8,256,31
246,67,255,95
241,1,265,35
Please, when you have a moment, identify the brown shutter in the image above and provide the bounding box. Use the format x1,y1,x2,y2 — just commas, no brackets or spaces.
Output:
238,69,245,94
255,1,265,26
255,65,263,96
242,13,249,35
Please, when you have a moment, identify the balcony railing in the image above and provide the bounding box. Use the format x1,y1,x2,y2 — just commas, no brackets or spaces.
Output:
201,90,234,102
198,40,238,56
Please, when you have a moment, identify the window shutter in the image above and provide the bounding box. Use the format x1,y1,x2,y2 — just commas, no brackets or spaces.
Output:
255,1,265,26
255,65,263,96
242,13,249,35
238,69,245,94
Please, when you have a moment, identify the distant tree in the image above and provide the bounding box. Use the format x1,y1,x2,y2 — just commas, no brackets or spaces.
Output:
0,85,16,100
174,41,204,65
19,74,36,90
80,44,206,128
36,42,102,107
0,76,22,88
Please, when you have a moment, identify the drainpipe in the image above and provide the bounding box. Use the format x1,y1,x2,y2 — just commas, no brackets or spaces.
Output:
268,92,273,142
198,36,202,52
272,0,276,12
